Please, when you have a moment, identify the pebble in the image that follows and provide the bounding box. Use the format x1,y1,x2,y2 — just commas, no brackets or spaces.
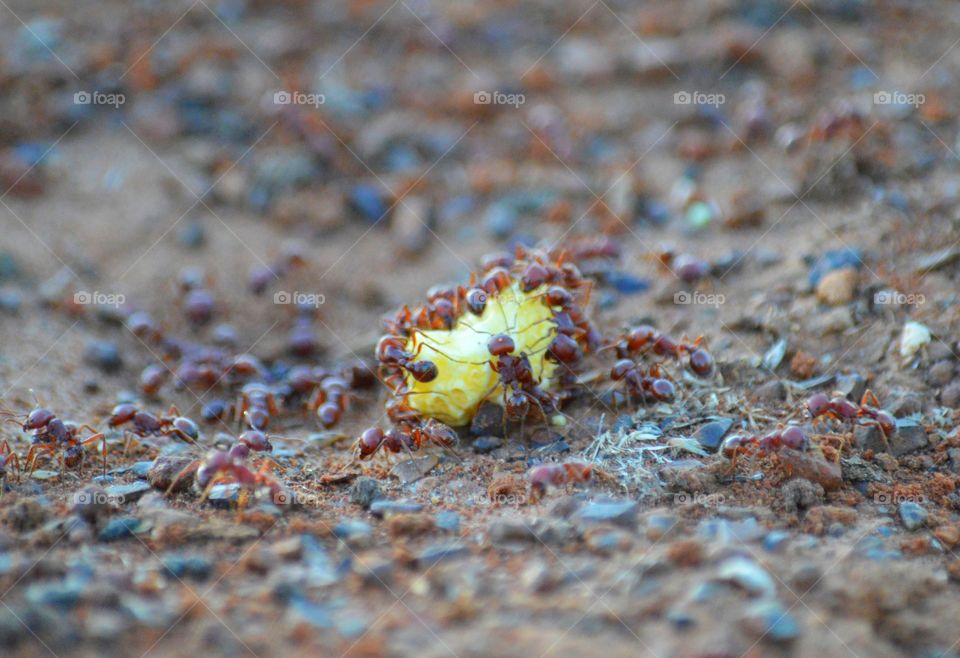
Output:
0,290,22,313
740,601,800,643
484,201,518,238
573,500,638,528
348,183,388,222
390,454,438,484
147,456,196,493
890,420,928,455
810,307,854,335
929,360,955,387
472,436,502,453
206,483,240,507
899,501,927,531
754,379,786,402
694,418,734,452
815,266,857,305
835,372,866,401
176,221,206,248
763,530,791,552
418,542,469,565
83,340,123,373
105,481,153,504
470,402,503,437
717,557,777,598
163,555,213,580
369,499,423,517
333,519,373,547
603,270,650,295
489,519,535,544
697,517,765,544
349,477,382,509
943,382,960,408
435,511,461,533
807,248,863,288
98,517,142,542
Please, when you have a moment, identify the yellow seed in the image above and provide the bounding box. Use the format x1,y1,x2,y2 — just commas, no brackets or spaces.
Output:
403,282,558,426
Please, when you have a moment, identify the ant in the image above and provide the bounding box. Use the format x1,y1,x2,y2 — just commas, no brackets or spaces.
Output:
357,418,459,459
527,461,593,500
484,334,559,424
807,390,895,438
612,324,714,376
107,403,200,454
610,359,675,404
233,382,281,431
377,335,439,383
166,448,284,507
2,402,106,475
720,426,808,468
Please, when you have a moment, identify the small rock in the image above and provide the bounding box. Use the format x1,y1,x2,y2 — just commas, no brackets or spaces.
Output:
435,511,461,533
889,420,928,456
853,424,888,453
104,481,153,504
386,513,434,538
418,542,469,565
348,477,381,509
489,519,535,544
943,382,960,408
470,402,503,437
584,528,631,554
98,516,141,542
271,536,304,561
348,183,389,222
573,500,638,528
888,394,922,417
163,555,213,580
740,601,800,643
694,418,734,452
390,454,438,484
717,557,776,598
781,478,824,515
929,360,956,387
333,519,373,546
472,436,502,453
899,501,927,531
369,500,423,517
815,266,857,305
147,456,196,493
763,530,791,552
754,380,786,402
810,307,854,335
206,484,240,508
776,449,843,490
83,340,123,373
808,248,863,288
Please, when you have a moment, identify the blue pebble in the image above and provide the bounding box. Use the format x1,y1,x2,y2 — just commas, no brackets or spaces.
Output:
807,248,864,288
0,290,22,313
435,511,461,533
164,555,213,580
349,183,388,223
604,270,650,295
899,501,927,531
98,516,141,542
763,530,791,552
484,202,517,238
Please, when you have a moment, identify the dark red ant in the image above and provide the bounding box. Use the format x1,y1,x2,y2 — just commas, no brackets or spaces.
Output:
234,382,281,431
377,335,438,383
357,418,458,459
610,359,675,403
107,403,200,452
166,448,283,506
307,374,350,428
2,403,106,475
613,324,714,376
138,364,168,398
527,461,593,500
807,390,895,438
484,334,559,423
720,426,808,468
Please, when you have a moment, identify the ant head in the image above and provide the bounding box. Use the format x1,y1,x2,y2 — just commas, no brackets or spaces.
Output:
488,334,516,357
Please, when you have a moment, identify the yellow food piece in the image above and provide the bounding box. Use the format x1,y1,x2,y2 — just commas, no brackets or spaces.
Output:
404,282,557,426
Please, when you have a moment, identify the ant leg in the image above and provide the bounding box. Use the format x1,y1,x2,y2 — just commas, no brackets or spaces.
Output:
861,389,882,408
81,433,106,476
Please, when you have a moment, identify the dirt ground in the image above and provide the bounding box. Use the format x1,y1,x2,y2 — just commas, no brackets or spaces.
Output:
3,1,960,657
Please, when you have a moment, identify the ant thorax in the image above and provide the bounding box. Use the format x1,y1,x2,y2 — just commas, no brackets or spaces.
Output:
402,281,559,426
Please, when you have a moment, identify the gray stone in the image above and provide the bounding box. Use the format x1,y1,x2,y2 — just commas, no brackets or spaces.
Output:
740,601,800,643
889,420,928,456
573,500,639,528
717,557,776,598
418,543,469,565
348,477,381,509
694,418,734,451
105,481,153,504
369,499,423,517
754,380,786,402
